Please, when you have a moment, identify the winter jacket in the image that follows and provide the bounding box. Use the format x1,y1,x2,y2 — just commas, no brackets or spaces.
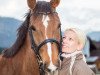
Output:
58,52,95,75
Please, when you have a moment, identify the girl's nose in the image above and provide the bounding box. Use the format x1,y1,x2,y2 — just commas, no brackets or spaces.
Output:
62,40,66,44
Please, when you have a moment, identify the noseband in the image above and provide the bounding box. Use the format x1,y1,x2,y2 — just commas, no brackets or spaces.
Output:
28,12,62,75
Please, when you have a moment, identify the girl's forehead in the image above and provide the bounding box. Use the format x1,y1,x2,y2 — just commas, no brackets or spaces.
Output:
64,30,76,36
64,30,78,39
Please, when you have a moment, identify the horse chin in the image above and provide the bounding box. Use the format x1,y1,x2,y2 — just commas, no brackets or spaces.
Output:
46,70,58,75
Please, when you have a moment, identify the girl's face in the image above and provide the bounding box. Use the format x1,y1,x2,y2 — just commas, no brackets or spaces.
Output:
62,30,80,53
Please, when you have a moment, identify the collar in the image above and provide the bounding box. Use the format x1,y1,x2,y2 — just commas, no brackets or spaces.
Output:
61,51,82,58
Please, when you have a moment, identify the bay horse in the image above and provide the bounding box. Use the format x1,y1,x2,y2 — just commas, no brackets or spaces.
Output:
0,0,62,75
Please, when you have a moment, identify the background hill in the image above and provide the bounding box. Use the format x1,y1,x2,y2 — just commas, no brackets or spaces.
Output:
0,17,22,51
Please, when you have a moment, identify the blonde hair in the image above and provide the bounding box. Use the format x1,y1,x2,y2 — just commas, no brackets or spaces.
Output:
64,28,87,48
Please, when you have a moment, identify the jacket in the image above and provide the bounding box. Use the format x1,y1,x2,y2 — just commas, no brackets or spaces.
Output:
58,52,95,75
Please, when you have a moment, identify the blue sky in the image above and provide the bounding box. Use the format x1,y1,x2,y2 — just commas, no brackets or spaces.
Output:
0,0,100,33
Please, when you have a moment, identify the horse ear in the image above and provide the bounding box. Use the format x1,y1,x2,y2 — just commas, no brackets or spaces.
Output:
27,0,36,9
50,0,60,8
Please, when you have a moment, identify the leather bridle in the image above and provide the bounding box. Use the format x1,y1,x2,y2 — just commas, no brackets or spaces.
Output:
28,12,62,75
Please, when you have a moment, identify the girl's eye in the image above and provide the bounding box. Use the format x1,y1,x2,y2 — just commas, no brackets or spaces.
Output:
63,37,65,39
69,38,73,40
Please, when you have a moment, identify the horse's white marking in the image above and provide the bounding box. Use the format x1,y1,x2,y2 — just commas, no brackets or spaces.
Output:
48,62,57,71
37,0,50,2
42,15,57,71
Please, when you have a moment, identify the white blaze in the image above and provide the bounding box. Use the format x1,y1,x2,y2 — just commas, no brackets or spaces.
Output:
42,15,57,71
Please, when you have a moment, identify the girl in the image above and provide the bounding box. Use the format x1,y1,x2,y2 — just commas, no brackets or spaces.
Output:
59,28,95,75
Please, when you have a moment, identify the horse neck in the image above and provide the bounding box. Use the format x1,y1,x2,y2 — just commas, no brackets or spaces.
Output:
23,32,32,53
18,33,40,75
21,32,38,61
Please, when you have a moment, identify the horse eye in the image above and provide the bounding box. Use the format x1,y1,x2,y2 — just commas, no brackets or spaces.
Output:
31,26,36,31
57,23,61,29
51,42,53,44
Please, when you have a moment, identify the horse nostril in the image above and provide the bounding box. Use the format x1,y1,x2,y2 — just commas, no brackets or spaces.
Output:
47,68,51,72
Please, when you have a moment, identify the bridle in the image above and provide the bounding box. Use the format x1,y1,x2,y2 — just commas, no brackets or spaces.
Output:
28,12,62,75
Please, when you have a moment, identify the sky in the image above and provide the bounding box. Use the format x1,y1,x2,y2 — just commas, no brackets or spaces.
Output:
0,0,100,33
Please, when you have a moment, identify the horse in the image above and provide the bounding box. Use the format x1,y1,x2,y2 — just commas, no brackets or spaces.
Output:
0,0,62,75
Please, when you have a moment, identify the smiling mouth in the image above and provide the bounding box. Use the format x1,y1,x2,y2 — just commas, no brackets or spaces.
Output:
62,45,69,48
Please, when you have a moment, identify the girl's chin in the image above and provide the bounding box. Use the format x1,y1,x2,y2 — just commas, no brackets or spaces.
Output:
62,47,68,50
62,50,72,53
62,49,68,52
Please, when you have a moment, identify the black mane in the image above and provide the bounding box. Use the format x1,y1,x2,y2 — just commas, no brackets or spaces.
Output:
2,13,30,57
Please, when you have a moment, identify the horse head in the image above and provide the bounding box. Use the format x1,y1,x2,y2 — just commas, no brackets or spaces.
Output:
27,0,61,75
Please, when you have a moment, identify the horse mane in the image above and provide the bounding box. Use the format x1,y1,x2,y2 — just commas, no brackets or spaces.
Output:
2,1,54,58
2,13,30,57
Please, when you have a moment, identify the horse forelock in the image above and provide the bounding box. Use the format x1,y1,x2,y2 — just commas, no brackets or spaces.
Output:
32,1,54,16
